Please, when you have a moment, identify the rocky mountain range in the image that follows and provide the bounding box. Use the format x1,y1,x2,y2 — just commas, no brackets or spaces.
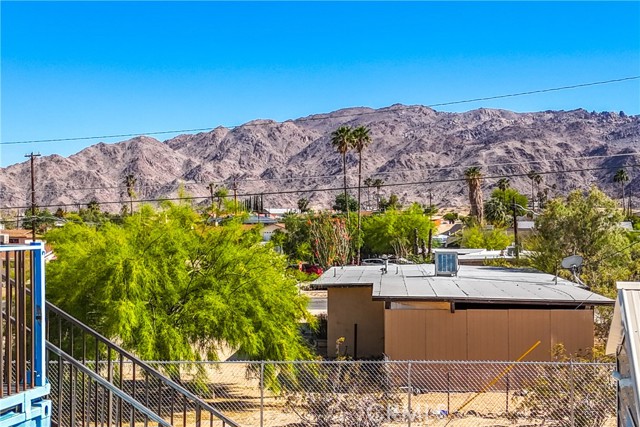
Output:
1,104,639,215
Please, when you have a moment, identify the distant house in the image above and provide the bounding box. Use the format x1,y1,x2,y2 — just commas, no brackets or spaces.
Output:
313,255,612,361
606,282,640,425
263,208,297,219
241,222,286,243
0,229,34,245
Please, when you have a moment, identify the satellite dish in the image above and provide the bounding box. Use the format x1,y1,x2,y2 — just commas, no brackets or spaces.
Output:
560,255,587,288
561,255,583,270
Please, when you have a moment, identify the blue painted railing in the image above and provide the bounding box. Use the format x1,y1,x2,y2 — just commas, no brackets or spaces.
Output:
0,243,50,427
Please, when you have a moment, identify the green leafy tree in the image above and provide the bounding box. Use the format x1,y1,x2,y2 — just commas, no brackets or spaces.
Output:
379,194,401,212
331,126,353,220
464,167,484,224
309,212,351,268
461,225,511,250
282,213,313,263
484,188,528,226
333,193,359,214
362,203,435,257
45,202,313,361
527,187,631,300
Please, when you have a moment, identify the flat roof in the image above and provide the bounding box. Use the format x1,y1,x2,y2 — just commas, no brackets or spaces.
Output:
313,264,613,306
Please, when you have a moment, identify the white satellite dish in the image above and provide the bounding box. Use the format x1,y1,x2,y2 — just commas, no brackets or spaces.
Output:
561,255,583,270
560,255,587,288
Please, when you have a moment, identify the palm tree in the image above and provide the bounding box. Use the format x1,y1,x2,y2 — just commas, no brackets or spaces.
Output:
373,178,384,211
364,177,374,210
124,174,136,214
331,126,353,220
527,170,542,210
351,126,371,265
214,187,229,212
497,178,510,192
464,167,484,224
614,168,630,213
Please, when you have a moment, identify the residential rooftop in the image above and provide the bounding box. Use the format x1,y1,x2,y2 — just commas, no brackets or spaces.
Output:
313,264,613,306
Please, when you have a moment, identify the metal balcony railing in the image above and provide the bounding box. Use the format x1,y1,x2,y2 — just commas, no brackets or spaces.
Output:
46,302,239,427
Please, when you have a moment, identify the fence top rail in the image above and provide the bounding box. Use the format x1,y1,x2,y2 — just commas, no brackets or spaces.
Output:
0,243,43,253
47,342,173,427
142,359,616,368
46,302,240,427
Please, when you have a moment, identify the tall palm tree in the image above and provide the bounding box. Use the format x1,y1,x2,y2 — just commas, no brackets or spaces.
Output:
497,177,510,205
351,126,371,265
464,167,484,224
364,177,374,210
373,178,384,211
527,170,542,210
497,178,510,192
331,126,353,220
124,173,136,214
614,168,630,213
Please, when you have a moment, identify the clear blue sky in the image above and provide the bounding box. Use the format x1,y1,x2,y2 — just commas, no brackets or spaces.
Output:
1,1,639,167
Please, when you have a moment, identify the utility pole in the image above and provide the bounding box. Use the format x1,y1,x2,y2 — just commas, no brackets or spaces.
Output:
428,191,433,209
25,152,41,241
512,197,519,260
232,177,238,215
207,183,215,210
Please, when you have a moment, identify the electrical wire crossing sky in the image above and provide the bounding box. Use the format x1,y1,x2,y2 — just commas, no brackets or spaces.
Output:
1,1,639,167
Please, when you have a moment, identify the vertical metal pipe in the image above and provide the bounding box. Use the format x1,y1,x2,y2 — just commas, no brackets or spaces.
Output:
182,394,187,427
118,353,124,426
407,362,412,427
19,251,26,391
447,371,450,414
71,365,77,427
170,388,175,426
569,360,575,427
195,404,201,427
6,254,14,396
0,252,6,397
260,362,265,427
505,373,509,414
29,250,35,389
107,347,113,426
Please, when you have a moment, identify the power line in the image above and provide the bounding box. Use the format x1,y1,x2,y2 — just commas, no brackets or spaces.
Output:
3,162,638,211
2,76,638,146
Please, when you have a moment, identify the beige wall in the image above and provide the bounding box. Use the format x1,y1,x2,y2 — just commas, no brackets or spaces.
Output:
384,308,594,361
327,286,385,358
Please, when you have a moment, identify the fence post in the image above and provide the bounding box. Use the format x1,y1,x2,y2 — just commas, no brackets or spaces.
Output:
407,362,412,427
569,359,575,427
506,373,509,415
260,361,265,427
447,371,450,414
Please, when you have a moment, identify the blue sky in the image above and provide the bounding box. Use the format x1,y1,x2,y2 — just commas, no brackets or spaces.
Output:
1,1,639,167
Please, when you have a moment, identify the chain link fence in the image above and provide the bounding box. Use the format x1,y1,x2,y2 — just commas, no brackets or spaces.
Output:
50,359,617,427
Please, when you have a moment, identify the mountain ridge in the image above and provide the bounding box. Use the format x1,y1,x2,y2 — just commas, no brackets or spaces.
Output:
1,105,639,213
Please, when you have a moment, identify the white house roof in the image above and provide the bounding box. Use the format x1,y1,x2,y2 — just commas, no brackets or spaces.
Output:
606,282,640,421
313,264,613,306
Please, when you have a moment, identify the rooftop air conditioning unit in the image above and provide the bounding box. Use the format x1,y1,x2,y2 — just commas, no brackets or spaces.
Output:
435,251,458,276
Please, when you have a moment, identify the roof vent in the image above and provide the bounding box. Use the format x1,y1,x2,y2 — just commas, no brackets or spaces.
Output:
435,252,458,276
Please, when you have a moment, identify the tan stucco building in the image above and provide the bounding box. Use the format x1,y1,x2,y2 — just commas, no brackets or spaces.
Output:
314,261,613,361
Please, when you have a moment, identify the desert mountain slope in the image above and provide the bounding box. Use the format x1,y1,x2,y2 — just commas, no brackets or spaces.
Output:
1,105,639,213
